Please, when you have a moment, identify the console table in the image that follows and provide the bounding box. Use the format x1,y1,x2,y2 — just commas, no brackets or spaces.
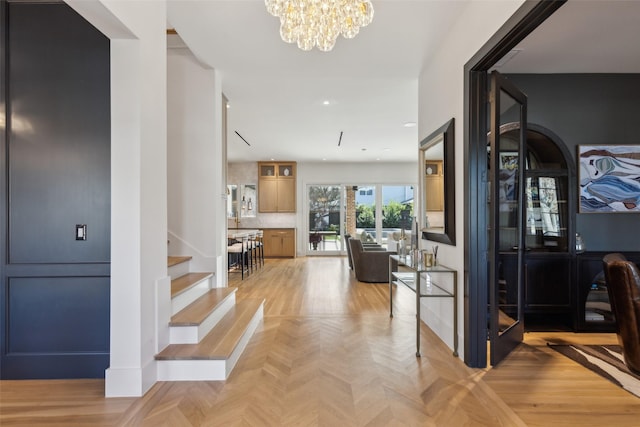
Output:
388,254,458,357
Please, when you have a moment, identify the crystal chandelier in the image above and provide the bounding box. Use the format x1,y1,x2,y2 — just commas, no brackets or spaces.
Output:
265,0,374,52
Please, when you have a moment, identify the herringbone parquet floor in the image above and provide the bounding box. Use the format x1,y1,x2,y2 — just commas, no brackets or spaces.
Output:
2,256,640,426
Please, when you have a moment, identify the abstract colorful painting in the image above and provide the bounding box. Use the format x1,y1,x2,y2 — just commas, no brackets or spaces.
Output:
578,145,640,213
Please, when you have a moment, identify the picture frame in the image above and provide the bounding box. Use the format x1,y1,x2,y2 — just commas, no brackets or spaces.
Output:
499,152,518,171
497,152,518,201
578,144,640,213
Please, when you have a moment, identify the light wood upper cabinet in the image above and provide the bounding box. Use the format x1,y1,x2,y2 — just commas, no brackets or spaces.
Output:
258,180,278,212
258,162,296,213
424,160,444,212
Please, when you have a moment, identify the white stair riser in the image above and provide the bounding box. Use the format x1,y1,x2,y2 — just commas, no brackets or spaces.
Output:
157,359,228,381
157,303,264,381
171,278,211,315
224,303,263,378
169,294,237,344
168,261,190,281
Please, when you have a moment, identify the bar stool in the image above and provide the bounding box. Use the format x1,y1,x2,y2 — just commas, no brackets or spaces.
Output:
248,230,264,269
255,230,264,266
228,236,248,279
244,231,257,273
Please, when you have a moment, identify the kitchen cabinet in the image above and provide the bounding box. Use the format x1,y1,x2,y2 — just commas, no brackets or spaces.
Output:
424,160,444,212
263,228,296,258
258,162,296,213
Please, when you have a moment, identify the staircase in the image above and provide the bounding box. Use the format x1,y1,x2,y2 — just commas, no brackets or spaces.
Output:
155,256,264,381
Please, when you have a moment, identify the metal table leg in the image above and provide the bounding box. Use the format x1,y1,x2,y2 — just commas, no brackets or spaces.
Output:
416,270,421,357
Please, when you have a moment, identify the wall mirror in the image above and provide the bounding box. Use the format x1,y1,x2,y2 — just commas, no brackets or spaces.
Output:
227,184,238,218
420,118,455,245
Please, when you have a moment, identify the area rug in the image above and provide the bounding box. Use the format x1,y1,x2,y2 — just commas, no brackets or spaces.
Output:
548,343,640,398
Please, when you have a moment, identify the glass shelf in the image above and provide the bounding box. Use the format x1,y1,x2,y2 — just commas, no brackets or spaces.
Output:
389,255,458,357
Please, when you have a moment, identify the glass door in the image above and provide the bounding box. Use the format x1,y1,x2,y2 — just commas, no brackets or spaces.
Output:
309,184,416,255
382,185,414,250
308,185,342,254
354,185,377,244
489,71,527,366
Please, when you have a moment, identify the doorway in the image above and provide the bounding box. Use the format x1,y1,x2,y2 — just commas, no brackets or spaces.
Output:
464,1,566,368
306,184,415,255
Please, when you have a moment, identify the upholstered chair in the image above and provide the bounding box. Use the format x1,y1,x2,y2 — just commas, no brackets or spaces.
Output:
348,238,396,283
603,253,640,374
344,233,384,269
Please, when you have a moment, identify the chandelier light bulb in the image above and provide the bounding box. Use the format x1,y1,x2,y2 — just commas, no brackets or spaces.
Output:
265,0,374,52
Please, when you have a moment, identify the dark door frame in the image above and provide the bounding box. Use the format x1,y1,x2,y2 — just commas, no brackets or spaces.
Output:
463,0,567,368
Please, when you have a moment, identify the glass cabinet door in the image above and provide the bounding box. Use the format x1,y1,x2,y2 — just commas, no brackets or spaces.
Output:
278,164,295,178
260,164,275,178
501,127,570,253
525,175,568,251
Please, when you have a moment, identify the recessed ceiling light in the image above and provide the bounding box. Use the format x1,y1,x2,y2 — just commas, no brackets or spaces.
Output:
403,122,416,128
376,158,380,161
322,158,327,161
323,100,330,105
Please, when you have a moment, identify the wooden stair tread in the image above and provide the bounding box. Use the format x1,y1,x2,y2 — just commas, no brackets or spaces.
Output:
170,288,237,326
156,299,263,360
168,256,192,267
171,272,212,298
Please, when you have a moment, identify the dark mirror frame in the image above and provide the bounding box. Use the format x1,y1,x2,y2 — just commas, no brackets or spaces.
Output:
420,118,456,245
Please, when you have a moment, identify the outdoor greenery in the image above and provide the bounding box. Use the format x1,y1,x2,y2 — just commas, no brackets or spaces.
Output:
309,186,341,231
356,204,375,228
356,201,413,229
308,186,341,211
308,185,414,231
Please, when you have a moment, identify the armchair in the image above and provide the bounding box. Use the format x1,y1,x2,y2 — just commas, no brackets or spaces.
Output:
344,233,384,269
348,238,396,283
603,253,640,374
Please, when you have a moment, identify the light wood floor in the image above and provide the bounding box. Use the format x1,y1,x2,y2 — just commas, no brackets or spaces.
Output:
2,256,640,426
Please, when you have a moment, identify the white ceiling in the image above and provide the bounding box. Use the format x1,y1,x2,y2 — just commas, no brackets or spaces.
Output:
167,0,640,163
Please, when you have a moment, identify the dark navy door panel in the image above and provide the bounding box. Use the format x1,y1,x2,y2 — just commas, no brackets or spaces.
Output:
1,1,111,379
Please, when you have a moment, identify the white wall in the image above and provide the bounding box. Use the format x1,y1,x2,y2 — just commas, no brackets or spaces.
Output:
167,48,220,274
417,0,526,361
298,161,417,255
66,0,169,397
228,161,417,255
